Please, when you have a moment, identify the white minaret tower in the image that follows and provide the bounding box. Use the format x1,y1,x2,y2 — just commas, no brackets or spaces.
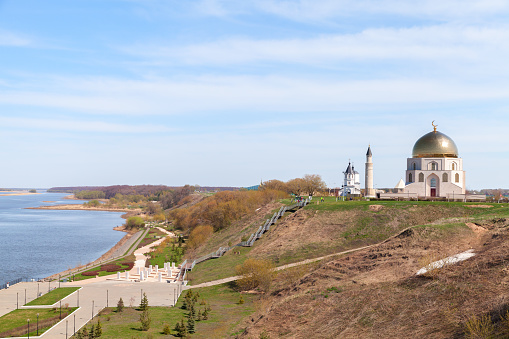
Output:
365,145,375,198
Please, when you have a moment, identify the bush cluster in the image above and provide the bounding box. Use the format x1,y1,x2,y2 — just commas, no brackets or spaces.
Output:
170,189,287,232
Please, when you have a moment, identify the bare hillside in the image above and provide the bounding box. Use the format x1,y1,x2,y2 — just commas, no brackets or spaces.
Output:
240,217,509,338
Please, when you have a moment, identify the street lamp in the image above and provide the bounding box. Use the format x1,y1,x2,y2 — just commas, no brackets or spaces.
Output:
36,313,39,336
27,319,30,339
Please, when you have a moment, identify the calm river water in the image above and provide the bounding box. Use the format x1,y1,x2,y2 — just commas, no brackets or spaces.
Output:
0,192,124,285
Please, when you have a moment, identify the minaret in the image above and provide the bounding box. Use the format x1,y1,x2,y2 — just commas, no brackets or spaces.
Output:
365,145,375,198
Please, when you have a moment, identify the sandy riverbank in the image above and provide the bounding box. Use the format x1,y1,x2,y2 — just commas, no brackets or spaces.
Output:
26,204,139,216
0,192,41,196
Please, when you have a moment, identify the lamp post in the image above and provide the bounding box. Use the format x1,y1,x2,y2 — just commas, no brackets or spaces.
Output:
25,289,27,305
17,292,18,309
107,290,109,307
37,283,39,298
74,314,76,335
92,300,94,319
66,320,68,339
36,313,39,336
59,275,61,288
60,300,62,319
27,319,30,339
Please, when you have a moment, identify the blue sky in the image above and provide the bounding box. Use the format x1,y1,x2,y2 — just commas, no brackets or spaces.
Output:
0,0,508,189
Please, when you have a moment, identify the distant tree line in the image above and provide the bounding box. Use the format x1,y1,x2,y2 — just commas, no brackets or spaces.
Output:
261,174,327,196
48,185,241,197
75,190,106,199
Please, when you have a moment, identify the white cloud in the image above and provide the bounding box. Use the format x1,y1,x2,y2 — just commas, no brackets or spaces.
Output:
122,24,509,72
1,75,509,116
0,117,171,133
0,30,31,46
196,0,509,23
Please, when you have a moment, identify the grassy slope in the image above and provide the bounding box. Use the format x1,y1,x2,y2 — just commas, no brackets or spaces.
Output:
239,202,509,338
85,283,255,339
188,199,507,285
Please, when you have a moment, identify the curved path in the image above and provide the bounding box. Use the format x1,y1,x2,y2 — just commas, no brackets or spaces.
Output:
185,245,374,289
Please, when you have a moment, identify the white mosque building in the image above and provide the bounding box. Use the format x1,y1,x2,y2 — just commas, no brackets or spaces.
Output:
377,122,484,200
402,123,465,198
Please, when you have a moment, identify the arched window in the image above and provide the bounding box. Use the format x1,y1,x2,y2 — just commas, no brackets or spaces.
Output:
455,173,460,183
443,173,448,182
452,162,456,170
430,178,437,187
419,173,424,182
431,162,437,170
409,173,413,183
412,163,416,170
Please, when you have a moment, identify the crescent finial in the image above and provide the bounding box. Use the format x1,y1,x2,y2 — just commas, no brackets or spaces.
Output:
432,120,437,132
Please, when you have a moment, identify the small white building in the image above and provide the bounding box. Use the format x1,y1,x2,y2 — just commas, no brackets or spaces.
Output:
341,162,361,197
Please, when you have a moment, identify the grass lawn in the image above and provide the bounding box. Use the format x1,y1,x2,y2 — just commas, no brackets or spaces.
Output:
148,239,184,268
81,283,255,339
25,287,80,306
186,246,252,285
0,307,77,337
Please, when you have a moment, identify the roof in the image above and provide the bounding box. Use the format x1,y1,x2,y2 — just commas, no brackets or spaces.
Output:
395,178,406,189
366,146,372,156
345,162,358,174
412,130,459,158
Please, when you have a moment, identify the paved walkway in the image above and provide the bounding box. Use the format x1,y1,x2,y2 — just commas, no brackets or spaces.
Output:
0,231,376,338
0,279,185,339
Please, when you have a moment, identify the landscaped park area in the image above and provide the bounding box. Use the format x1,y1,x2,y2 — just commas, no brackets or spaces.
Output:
0,287,80,337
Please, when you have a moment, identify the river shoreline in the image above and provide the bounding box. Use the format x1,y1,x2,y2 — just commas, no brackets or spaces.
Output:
44,226,140,281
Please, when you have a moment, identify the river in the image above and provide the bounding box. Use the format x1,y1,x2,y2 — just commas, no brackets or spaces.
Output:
0,192,125,285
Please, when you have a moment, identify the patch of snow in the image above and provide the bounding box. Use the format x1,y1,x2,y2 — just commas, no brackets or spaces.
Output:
416,249,476,275
255,208,261,211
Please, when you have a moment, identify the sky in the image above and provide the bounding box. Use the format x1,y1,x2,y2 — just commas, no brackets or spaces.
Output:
1,0,508,189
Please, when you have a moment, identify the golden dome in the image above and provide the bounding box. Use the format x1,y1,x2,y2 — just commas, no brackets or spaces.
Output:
412,130,459,158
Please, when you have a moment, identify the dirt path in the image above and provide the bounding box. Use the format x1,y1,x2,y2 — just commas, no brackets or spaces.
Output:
186,244,375,289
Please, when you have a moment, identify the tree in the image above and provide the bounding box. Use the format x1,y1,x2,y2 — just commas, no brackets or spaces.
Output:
286,178,306,195
236,258,276,292
174,318,188,337
302,174,327,195
89,324,95,339
163,323,172,335
140,309,151,331
187,225,214,251
116,297,124,313
125,216,145,230
261,180,288,193
95,320,102,337
139,292,149,311
187,312,195,334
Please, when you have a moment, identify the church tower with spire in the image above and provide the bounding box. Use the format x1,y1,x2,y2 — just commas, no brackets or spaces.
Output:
365,146,375,198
